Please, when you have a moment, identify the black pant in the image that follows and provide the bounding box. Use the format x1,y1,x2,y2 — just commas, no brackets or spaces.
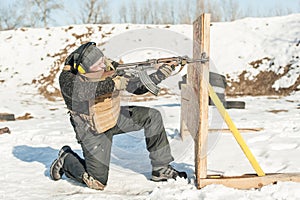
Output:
63,106,174,185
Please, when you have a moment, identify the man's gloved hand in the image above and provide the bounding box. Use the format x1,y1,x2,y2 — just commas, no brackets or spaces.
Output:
112,76,129,90
158,64,175,78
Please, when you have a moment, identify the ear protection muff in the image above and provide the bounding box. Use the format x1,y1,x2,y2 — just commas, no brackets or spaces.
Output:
72,42,96,74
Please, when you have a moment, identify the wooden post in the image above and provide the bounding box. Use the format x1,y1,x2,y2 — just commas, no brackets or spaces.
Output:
193,13,211,188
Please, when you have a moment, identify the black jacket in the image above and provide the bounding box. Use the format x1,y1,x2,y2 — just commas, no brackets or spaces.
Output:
59,64,166,115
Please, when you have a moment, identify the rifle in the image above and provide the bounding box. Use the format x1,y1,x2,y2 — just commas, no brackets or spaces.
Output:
111,53,209,95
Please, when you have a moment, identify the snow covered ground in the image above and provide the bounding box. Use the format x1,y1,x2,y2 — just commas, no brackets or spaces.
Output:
0,14,300,199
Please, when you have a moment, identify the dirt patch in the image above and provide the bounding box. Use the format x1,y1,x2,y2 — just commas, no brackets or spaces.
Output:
226,57,300,96
0,127,10,135
32,61,62,101
33,26,97,101
16,113,33,120
249,57,271,68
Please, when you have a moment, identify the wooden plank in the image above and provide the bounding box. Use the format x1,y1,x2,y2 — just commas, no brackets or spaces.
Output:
181,84,199,139
180,84,190,138
209,128,264,133
199,173,300,189
194,13,211,187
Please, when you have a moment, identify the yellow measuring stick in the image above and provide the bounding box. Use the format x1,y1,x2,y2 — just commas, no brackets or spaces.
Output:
208,83,265,176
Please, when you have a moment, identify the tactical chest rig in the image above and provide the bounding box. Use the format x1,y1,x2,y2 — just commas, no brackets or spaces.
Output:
88,89,120,133
63,64,121,133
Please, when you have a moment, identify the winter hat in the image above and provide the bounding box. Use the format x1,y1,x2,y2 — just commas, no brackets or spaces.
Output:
73,42,104,73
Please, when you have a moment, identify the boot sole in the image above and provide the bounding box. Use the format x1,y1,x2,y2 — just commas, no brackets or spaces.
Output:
50,146,72,181
50,158,61,181
151,176,168,182
82,172,105,190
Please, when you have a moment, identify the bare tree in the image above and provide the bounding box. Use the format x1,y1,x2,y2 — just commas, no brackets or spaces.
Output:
148,1,156,24
80,0,111,24
30,0,63,27
136,0,158,24
119,3,128,23
0,3,24,30
130,0,139,24
195,0,206,18
97,0,111,24
0,1,47,29
273,5,293,16
161,0,175,24
242,6,254,18
153,0,164,24
179,0,193,24
206,0,222,22
140,0,154,24
221,0,241,21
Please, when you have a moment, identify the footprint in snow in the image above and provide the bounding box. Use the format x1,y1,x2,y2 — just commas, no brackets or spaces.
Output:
269,143,298,150
248,135,271,144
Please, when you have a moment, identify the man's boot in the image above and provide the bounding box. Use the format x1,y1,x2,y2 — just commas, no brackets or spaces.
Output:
151,165,187,182
82,172,105,190
50,145,72,180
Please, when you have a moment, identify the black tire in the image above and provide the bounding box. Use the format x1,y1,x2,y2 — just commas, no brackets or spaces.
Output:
225,101,246,109
209,72,227,88
0,113,15,121
179,72,226,90
209,93,226,107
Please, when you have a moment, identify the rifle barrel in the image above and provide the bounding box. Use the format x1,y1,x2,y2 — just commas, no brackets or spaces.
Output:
116,56,209,70
187,58,209,63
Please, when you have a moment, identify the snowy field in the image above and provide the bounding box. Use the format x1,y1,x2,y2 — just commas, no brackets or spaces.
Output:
0,14,300,199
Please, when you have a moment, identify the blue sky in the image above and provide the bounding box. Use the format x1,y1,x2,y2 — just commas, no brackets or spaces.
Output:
1,0,299,26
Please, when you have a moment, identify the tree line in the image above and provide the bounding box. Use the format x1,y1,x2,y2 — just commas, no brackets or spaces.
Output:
0,0,298,30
